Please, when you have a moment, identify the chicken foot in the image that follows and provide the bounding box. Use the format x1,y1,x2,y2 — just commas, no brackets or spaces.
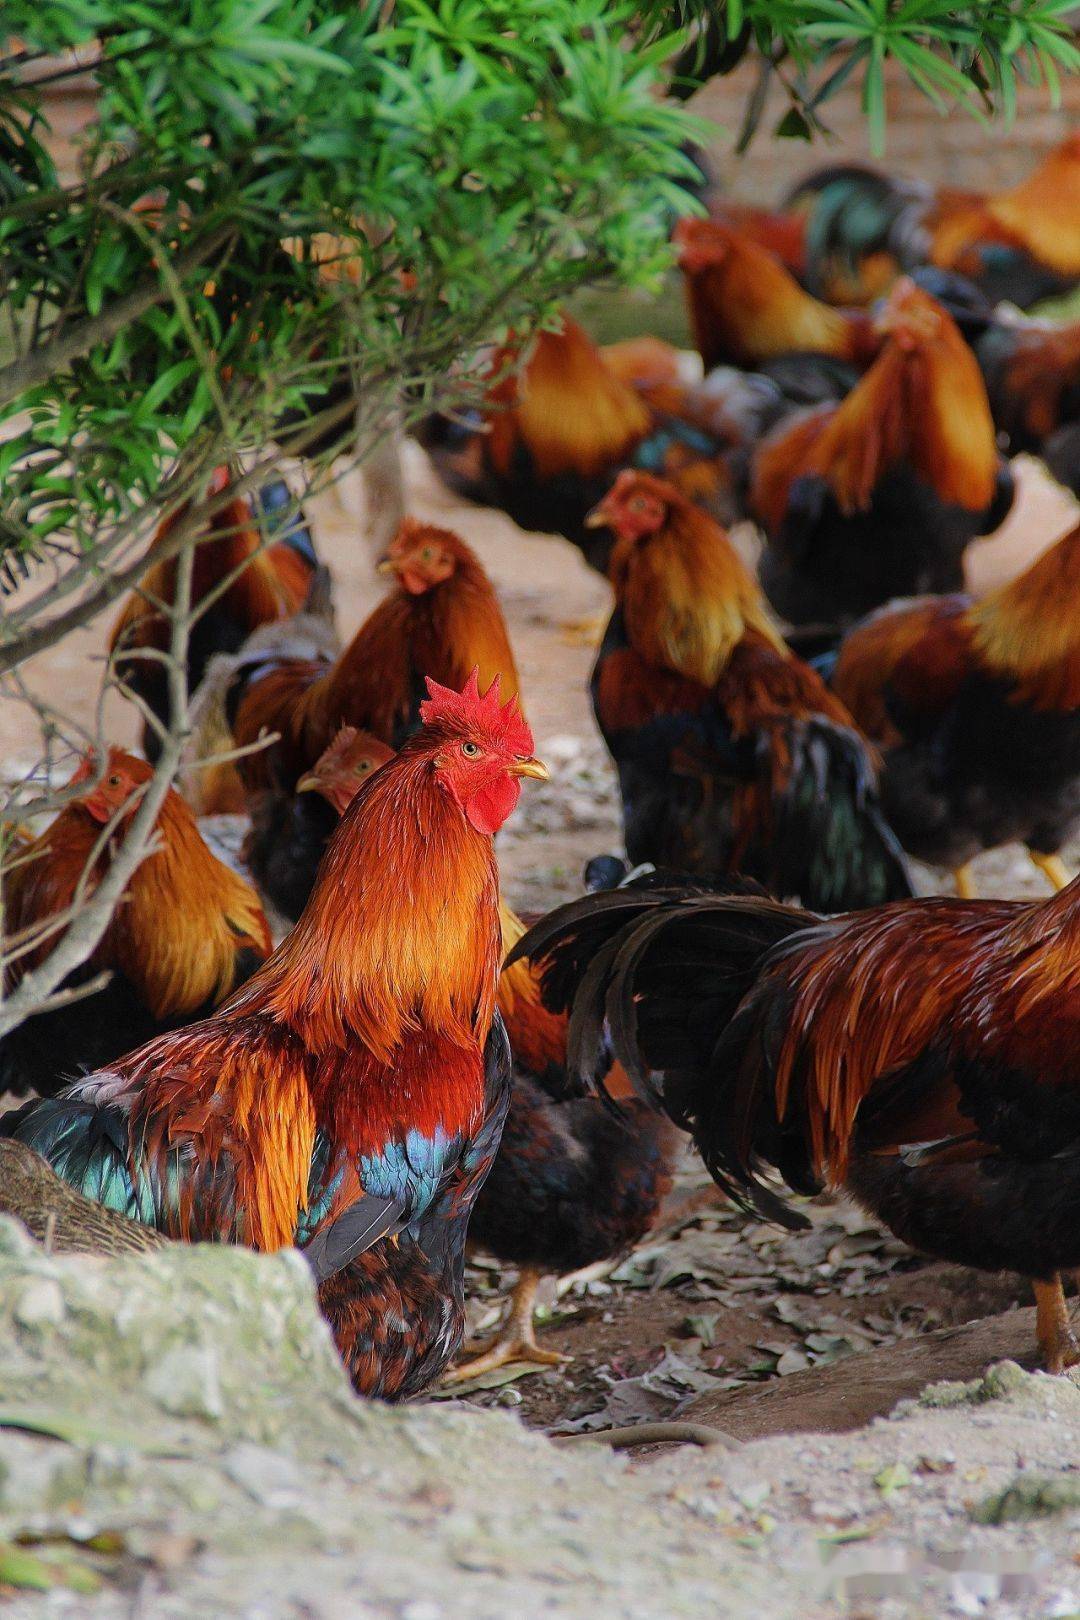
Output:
443,1266,569,1383
1034,1275,1080,1374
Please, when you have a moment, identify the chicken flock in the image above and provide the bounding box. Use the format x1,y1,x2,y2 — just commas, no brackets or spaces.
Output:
4,134,1080,1403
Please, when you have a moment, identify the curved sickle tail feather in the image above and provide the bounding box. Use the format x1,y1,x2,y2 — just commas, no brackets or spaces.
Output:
508,879,821,1228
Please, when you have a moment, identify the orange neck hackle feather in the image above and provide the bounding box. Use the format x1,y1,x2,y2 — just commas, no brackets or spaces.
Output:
757,281,998,526
497,900,570,1077
484,315,651,481
609,477,787,687
5,765,270,1016
968,523,1080,711
674,217,875,370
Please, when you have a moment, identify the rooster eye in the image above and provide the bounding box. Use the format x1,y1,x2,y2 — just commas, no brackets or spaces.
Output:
630,496,647,512
107,775,122,788
461,741,481,758
355,761,369,774
421,547,434,562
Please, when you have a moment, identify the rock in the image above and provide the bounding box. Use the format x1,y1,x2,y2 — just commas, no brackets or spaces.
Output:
973,1472,1080,1524
13,1278,65,1329
144,1345,224,1421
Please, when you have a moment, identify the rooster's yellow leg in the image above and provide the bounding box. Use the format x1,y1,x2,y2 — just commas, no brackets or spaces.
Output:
953,864,977,900
443,1266,569,1384
1034,1276,1080,1374
1030,850,1072,893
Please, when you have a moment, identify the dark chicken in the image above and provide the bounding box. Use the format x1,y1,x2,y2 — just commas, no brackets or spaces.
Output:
110,470,318,759
513,871,1080,1374
750,279,1014,630
977,320,1080,500
3,675,548,1400
424,313,780,573
244,726,394,923
587,471,912,912
787,136,1080,311
445,900,676,1379
228,520,520,792
831,523,1080,898
1,749,270,1098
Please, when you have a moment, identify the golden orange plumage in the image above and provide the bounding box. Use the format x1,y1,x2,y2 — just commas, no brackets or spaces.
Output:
485,317,652,481
752,280,998,531
931,133,1080,279
968,523,1080,711
674,216,877,371
606,473,786,688
5,750,270,1017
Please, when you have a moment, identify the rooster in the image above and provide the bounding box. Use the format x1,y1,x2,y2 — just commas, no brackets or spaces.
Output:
244,726,395,924
228,519,520,792
586,470,912,912
788,136,1080,311
512,869,1080,1374
423,314,780,573
445,898,676,1379
976,319,1080,500
3,674,549,1400
750,278,1014,630
674,216,879,374
830,522,1080,899
110,470,319,759
0,749,270,1099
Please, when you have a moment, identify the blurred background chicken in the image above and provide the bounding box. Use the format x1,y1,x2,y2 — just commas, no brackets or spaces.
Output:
786,133,1080,310
1,748,270,1098
423,313,784,573
243,726,395,925
110,469,320,759
977,319,1080,501
830,522,1080,898
222,519,520,792
587,470,912,912
750,278,1014,631
515,868,1080,1374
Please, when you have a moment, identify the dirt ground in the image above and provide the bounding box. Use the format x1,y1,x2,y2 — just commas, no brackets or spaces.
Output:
3,430,1079,1447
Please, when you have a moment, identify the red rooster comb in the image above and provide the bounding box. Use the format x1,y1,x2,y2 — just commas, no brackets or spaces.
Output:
420,669,534,757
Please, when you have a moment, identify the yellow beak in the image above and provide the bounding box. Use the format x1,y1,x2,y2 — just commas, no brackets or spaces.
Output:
511,756,549,782
296,772,321,794
583,503,611,530
375,557,396,576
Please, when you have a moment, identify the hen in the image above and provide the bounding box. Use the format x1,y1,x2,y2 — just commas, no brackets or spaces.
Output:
587,471,912,912
229,519,520,792
1,748,270,1098
976,319,1080,500
243,726,394,924
750,278,1014,630
830,522,1080,898
513,870,1080,1374
446,898,676,1379
110,470,318,759
3,674,548,1400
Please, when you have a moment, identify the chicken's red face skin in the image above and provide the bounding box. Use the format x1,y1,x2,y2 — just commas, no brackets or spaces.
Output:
69,747,152,825
587,470,669,549
424,672,547,837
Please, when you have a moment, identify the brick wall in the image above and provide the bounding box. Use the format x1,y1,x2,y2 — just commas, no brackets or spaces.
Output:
694,58,1080,203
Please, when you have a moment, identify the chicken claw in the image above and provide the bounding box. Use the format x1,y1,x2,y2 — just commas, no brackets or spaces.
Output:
444,1266,570,1384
